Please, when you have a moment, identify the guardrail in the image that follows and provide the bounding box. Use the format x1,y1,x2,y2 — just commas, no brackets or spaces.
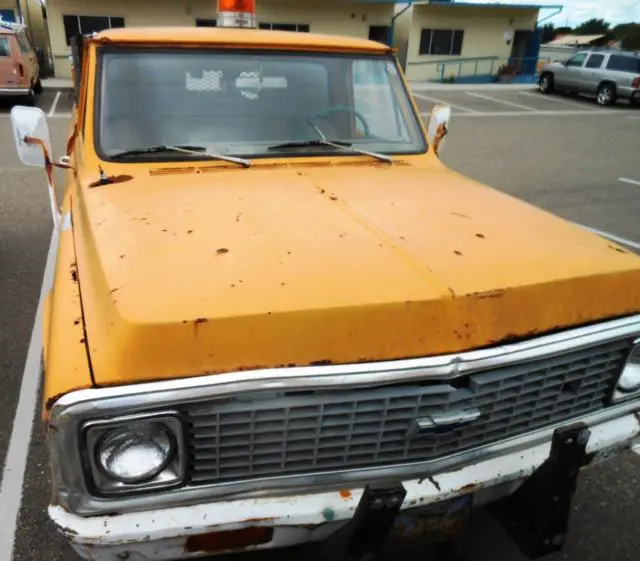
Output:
407,56,552,83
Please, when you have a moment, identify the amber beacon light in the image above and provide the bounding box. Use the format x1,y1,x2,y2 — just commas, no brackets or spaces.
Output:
217,0,257,28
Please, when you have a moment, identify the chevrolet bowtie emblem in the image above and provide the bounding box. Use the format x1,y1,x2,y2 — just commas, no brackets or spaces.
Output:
406,408,482,439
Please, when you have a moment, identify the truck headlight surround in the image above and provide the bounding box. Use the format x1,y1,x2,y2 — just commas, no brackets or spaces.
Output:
614,339,640,401
84,413,185,495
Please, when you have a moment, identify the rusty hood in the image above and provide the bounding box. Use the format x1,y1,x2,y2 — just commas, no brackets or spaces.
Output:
71,161,640,386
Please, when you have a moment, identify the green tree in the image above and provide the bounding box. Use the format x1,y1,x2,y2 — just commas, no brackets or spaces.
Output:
613,23,640,50
574,18,611,35
541,23,556,43
554,26,573,36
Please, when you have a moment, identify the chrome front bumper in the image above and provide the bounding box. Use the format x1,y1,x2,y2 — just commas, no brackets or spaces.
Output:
50,412,640,561
0,87,30,96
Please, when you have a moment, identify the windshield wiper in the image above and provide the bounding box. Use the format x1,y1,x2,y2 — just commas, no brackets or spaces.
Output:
111,145,251,168
269,118,394,163
268,138,392,164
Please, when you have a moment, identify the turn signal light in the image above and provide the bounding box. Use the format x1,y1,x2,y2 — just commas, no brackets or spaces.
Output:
217,0,257,28
632,77,640,89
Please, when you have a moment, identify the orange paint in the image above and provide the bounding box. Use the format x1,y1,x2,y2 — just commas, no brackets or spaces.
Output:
339,490,353,500
38,23,640,407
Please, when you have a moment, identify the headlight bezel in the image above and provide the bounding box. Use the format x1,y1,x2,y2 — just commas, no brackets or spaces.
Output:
613,338,640,402
83,412,186,496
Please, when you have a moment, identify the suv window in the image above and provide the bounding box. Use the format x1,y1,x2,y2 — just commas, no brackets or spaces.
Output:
566,53,587,67
0,36,10,57
585,54,604,69
607,55,640,73
16,33,31,53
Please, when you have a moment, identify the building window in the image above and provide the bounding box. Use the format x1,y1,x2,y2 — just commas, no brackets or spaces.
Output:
63,15,125,45
0,8,16,23
418,29,464,56
258,23,310,32
196,19,217,27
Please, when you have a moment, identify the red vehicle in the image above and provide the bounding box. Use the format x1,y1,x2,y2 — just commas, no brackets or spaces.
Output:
0,21,41,103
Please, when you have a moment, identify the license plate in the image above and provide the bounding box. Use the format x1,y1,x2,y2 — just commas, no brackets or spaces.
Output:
389,495,471,545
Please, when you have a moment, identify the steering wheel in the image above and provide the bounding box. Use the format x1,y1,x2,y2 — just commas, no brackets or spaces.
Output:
301,106,371,139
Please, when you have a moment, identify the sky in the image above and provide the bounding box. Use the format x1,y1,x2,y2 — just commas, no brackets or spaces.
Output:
464,0,640,26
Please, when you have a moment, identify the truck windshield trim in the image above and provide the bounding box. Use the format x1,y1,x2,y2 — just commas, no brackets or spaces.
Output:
93,46,428,163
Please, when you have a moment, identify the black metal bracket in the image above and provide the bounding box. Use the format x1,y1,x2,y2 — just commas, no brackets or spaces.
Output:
312,482,406,561
493,422,591,559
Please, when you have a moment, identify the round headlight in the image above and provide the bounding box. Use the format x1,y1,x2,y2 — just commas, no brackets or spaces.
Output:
97,423,174,483
618,345,640,393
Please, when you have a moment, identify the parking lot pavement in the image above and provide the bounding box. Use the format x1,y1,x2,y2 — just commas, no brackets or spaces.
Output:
413,86,640,118
1,96,640,561
0,90,74,118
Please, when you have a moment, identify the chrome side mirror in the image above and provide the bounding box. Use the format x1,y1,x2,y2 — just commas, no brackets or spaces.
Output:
427,104,451,156
10,106,53,167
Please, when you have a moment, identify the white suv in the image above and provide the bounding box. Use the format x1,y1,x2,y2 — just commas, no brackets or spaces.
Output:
539,49,640,107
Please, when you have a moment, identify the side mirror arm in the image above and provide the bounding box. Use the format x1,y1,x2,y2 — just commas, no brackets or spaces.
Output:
432,122,448,156
23,136,74,229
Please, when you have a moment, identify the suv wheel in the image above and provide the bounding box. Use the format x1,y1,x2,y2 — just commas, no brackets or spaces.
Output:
539,74,554,94
596,83,616,106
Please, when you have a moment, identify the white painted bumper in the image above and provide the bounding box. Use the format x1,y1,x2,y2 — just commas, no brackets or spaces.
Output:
50,413,640,561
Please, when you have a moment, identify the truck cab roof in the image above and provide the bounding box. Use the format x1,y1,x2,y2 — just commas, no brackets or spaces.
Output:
91,26,392,53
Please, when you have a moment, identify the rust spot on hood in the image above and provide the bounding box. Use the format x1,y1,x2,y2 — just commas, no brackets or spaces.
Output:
89,174,133,188
473,289,505,300
310,359,333,366
339,489,353,500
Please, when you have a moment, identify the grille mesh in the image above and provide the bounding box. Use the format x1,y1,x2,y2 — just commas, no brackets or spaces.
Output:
183,339,630,485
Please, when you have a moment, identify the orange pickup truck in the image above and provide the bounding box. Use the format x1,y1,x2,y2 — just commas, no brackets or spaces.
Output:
9,1,640,560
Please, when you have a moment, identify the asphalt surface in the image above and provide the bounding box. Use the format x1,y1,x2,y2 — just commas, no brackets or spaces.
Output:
1,86,639,561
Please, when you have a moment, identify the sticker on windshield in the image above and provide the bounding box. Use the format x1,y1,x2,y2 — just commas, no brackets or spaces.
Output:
185,70,223,92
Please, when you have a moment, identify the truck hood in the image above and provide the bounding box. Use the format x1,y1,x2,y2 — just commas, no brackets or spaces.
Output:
72,161,640,386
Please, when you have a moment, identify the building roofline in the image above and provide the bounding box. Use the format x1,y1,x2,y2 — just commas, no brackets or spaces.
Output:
411,1,562,10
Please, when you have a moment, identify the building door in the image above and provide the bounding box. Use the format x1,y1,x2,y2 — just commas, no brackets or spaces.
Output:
369,25,391,46
510,30,531,73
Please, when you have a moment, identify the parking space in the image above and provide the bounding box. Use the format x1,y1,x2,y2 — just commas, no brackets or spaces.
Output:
0,89,74,118
412,85,640,118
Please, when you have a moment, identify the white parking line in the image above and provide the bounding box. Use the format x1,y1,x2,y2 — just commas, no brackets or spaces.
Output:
465,91,537,111
518,91,587,108
412,92,479,113
579,225,640,251
0,228,57,561
619,177,640,187
421,109,620,118
47,91,61,118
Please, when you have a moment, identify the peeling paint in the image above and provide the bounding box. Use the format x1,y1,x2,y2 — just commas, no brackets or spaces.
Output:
321,508,335,521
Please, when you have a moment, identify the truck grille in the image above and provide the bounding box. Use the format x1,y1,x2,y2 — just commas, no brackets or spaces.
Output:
183,339,630,486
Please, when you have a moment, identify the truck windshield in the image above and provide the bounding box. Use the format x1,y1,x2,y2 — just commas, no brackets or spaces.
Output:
96,49,427,160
